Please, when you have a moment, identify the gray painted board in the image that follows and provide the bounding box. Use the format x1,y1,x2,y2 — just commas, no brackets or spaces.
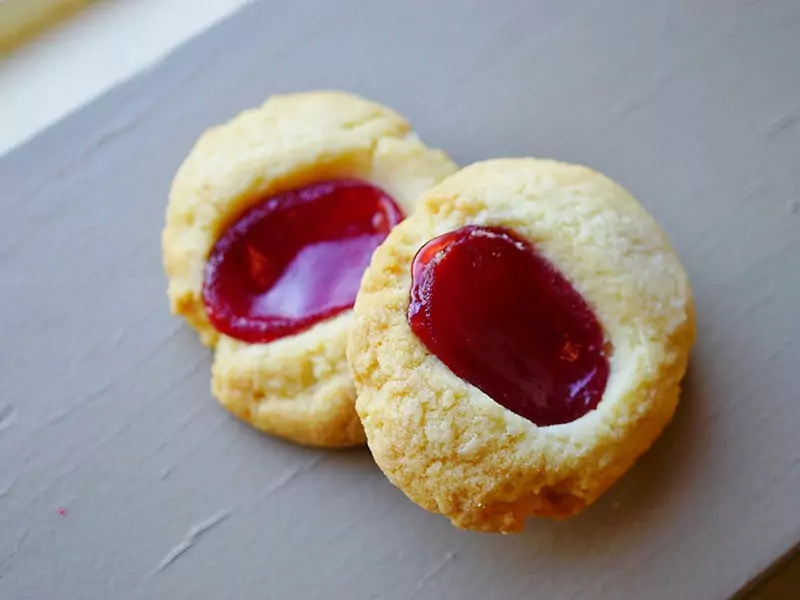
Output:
2,0,799,598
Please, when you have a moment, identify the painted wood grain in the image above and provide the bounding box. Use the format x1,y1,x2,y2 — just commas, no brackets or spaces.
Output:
1,0,799,598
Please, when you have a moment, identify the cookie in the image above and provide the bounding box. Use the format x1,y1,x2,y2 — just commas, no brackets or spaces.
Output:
348,158,695,530
162,91,457,447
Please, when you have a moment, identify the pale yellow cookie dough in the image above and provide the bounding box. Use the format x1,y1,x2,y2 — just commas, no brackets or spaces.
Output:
162,91,457,447
349,158,695,530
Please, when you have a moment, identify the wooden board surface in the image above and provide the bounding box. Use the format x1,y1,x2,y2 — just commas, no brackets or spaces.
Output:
1,1,799,598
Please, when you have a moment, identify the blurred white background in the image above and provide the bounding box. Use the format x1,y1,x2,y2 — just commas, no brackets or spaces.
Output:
0,0,251,154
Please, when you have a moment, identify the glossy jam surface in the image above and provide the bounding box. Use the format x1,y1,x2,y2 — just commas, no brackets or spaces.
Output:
204,180,403,344
408,226,609,426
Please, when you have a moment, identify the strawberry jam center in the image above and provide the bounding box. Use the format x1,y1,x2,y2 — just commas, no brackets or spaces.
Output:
203,179,403,344
408,225,609,426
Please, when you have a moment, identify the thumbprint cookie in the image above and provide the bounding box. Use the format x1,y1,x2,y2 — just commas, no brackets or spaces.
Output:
348,158,695,530
163,91,457,447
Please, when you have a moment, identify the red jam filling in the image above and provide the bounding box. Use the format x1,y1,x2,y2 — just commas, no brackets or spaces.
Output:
408,226,609,426
203,179,403,344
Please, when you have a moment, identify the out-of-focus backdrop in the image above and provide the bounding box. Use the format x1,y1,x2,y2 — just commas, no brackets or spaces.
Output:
0,0,250,154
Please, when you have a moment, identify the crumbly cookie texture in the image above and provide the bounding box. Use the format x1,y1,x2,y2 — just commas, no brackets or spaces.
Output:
162,90,457,447
349,158,695,530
